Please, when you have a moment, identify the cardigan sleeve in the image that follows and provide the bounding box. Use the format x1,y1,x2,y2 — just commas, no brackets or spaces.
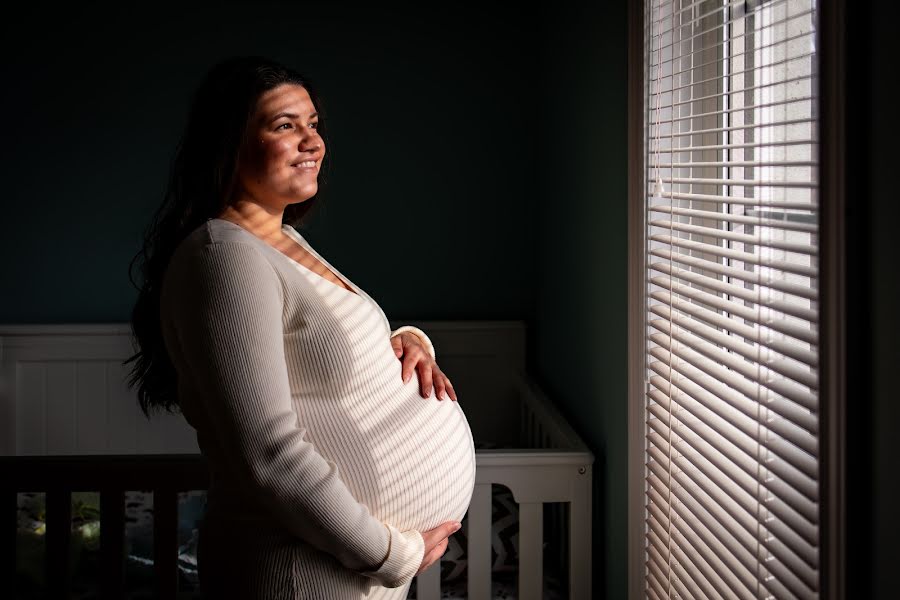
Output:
390,325,436,360
161,240,424,588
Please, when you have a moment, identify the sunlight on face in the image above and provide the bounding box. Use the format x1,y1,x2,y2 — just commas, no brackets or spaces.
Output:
234,83,325,210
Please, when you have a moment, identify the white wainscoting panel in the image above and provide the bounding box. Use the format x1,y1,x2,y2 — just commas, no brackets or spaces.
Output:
0,321,529,457
0,324,198,456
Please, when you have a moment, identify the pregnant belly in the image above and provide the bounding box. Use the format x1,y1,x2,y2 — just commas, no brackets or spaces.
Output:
295,368,477,533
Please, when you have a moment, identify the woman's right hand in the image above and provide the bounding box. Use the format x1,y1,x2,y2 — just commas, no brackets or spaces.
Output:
415,521,462,576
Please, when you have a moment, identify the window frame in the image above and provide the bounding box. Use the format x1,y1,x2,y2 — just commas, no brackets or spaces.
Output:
626,0,846,598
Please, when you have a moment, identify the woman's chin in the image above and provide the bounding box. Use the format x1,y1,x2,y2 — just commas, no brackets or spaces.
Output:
287,187,317,203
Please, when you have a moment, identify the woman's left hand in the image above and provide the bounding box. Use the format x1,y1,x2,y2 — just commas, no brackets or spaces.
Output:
390,332,457,401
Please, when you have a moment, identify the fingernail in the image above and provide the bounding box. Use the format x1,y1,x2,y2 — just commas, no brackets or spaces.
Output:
452,522,461,532
403,373,409,383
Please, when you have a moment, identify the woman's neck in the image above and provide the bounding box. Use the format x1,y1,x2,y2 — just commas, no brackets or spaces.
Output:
215,203,285,242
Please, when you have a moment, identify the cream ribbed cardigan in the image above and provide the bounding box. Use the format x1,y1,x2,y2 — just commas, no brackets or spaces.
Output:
159,218,476,598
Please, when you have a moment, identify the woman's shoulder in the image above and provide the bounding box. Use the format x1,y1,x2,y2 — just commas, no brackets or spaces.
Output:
172,219,270,261
166,220,283,290
159,222,286,334
181,218,260,247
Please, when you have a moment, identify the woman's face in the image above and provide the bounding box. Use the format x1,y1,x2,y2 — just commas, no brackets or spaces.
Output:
233,83,324,210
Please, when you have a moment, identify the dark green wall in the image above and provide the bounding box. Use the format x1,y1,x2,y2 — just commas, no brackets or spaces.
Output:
531,2,629,599
0,4,540,322
866,3,899,592
845,1,899,598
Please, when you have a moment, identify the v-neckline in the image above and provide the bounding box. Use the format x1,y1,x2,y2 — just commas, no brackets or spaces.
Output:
279,225,362,298
208,218,362,299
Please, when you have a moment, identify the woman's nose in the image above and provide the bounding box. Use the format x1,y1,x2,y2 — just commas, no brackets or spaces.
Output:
299,139,321,154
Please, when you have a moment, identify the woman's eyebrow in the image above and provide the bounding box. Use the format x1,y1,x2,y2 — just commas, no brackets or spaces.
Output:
268,110,318,123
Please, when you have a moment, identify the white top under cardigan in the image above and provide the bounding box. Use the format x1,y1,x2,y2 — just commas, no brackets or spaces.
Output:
159,218,476,595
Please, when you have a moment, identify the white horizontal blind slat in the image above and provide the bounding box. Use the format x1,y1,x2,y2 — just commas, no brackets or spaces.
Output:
648,500,735,599
652,94,816,127
649,286,819,344
648,493,749,599
650,223,818,255
649,469,819,597
651,159,816,169
650,304,819,389
649,206,817,234
642,0,820,597
652,115,815,138
648,340,818,448
650,248,819,294
651,21,814,80
659,44,816,94
649,222,818,254
649,266,817,322
648,330,819,428
648,466,818,596
651,192,817,208
646,552,673,598
648,447,818,580
645,423,818,541
648,525,716,599
650,72,815,111
649,299,818,369
649,235,817,275
646,384,819,513
651,2,810,62
648,544,703,600
646,382,818,493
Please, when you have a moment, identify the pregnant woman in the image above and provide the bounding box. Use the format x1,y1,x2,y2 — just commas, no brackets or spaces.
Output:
124,56,476,599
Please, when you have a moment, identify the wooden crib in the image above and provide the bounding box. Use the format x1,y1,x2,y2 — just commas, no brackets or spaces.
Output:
0,320,593,599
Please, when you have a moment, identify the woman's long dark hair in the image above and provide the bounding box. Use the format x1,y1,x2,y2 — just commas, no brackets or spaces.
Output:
123,56,332,419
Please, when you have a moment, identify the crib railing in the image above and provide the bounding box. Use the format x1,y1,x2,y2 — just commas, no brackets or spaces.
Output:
4,370,593,600
400,367,596,600
3,453,209,599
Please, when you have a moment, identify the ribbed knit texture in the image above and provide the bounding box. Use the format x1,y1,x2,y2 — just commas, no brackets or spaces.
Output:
159,218,476,599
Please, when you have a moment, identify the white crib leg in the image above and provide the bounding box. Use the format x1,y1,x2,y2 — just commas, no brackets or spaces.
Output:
416,556,441,600
468,483,492,600
569,468,593,600
518,501,544,600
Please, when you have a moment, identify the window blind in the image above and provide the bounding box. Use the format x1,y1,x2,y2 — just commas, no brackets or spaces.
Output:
642,0,820,598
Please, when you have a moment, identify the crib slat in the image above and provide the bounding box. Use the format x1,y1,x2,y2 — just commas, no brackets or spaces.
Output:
556,502,568,585
99,489,125,600
153,487,178,600
467,483,492,600
518,502,544,600
46,490,72,600
416,552,441,600
5,490,16,600
569,468,593,599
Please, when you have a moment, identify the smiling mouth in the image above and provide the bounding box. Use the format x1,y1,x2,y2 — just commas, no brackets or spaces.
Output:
292,160,318,169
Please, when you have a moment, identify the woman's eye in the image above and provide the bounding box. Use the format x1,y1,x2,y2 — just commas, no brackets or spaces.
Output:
275,122,318,131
